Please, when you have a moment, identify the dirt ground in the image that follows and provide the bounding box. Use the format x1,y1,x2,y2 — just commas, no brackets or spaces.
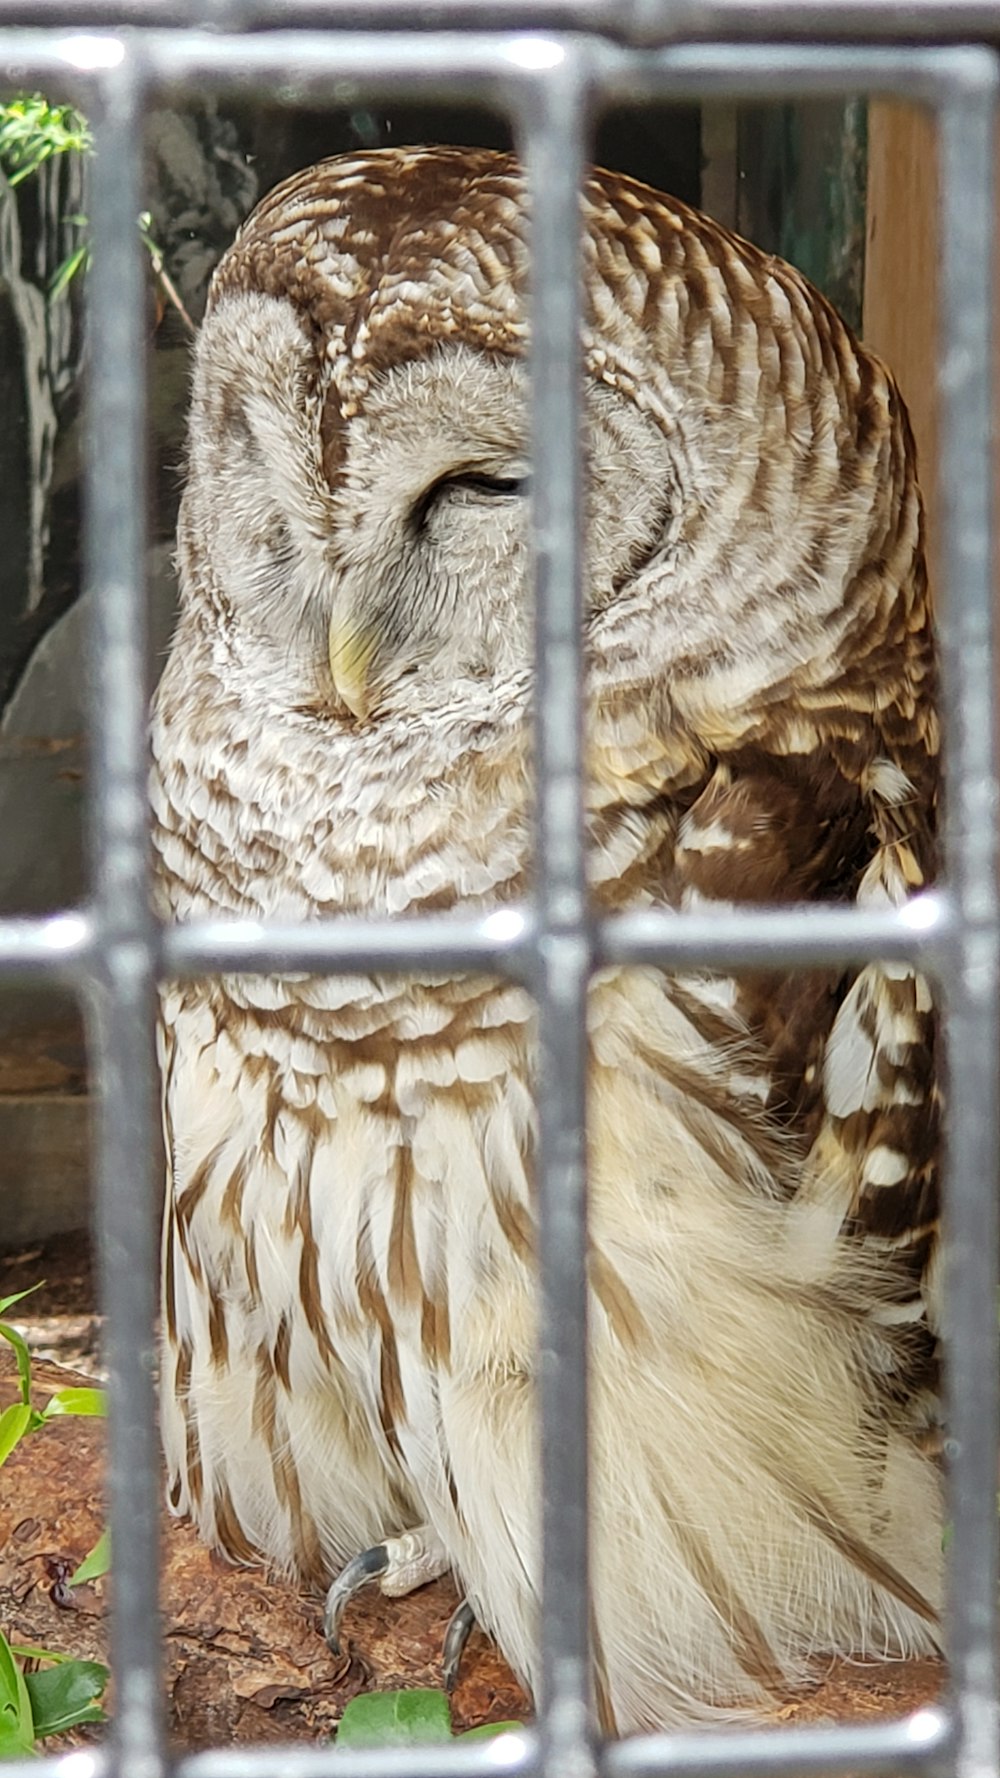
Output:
0,1231,944,1752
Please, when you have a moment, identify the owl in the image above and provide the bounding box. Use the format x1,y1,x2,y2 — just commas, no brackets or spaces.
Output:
151,146,944,1734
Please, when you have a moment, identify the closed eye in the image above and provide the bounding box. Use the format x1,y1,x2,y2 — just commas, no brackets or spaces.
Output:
412,470,529,530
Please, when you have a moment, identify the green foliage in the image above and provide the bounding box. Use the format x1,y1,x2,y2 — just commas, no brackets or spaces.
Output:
0,1285,110,1585
0,94,187,315
0,94,91,188
47,228,90,300
0,1284,107,1471
71,1530,111,1587
0,95,92,297
0,1288,111,1753
335,1688,521,1749
0,1632,108,1755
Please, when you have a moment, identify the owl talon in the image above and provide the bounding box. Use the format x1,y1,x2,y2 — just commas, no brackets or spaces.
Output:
323,1544,391,1653
442,1598,477,1693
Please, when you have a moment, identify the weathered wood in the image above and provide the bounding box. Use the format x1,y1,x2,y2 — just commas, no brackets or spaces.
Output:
863,102,940,559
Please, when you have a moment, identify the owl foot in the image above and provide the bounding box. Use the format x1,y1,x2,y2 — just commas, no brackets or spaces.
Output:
323,1524,451,1654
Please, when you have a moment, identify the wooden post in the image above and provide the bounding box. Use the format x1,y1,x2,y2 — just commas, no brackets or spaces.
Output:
863,102,940,562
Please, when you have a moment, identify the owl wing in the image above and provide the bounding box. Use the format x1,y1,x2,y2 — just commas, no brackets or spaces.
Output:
592,677,941,1429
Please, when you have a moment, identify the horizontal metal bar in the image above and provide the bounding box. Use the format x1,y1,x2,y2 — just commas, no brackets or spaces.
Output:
601,40,997,103
0,1758,108,1778
174,1706,952,1778
0,1704,953,1778
181,1733,536,1778
598,892,952,973
161,909,540,977
607,1707,952,1778
0,0,998,45
0,29,993,110
0,893,954,986
0,910,94,979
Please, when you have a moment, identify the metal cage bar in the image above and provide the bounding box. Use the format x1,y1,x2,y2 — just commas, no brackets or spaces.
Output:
934,79,1000,1778
0,23,996,1778
518,54,594,1775
6,2,1000,44
82,56,165,1778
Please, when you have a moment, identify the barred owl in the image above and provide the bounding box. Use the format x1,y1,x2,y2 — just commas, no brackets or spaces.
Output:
151,146,943,1733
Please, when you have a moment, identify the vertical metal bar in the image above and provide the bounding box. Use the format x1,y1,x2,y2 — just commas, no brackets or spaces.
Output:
936,63,1000,1778
518,51,596,1776
84,54,165,1778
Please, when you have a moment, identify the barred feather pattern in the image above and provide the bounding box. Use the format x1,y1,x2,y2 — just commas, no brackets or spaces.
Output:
151,147,943,1732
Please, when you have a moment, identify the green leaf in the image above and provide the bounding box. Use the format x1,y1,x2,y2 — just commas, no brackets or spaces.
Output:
0,95,92,187
0,1722,34,1758
23,1660,108,1739
70,1529,110,1585
48,241,90,299
0,1283,43,1318
0,1318,35,1408
0,1402,35,1467
8,1646,71,1666
42,1387,106,1419
0,1631,35,1756
336,1688,454,1747
458,1721,524,1740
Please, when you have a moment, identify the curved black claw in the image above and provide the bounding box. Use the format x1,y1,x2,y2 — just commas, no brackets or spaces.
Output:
323,1544,391,1654
442,1597,477,1693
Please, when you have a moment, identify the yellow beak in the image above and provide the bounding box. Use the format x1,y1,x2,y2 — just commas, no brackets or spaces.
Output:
328,620,378,722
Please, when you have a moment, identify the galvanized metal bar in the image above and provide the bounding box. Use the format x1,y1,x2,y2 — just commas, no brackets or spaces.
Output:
162,909,537,979
0,32,984,111
158,894,952,978
82,50,165,1778
2,0,1000,46
934,65,1000,1778
0,911,94,979
180,1736,537,1778
607,1706,952,1778
170,1705,953,1778
597,892,953,975
515,50,597,1769
0,892,955,982
0,1756,111,1778
595,40,988,104
29,1701,947,1778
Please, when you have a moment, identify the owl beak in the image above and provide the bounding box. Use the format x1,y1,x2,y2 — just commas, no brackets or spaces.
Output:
328,620,378,721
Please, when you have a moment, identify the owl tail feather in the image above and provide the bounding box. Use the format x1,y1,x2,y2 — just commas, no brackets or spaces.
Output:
776,1468,939,1627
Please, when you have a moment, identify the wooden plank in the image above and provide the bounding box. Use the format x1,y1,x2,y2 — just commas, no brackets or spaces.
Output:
863,102,940,562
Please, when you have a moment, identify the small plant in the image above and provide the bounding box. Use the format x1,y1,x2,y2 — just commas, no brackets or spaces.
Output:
0,93,93,299
0,1634,107,1757
0,1284,111,1755
0,93,194,326
335,1688,522,1749
0,93,91,188
0,1285,106,1464
0,1285,110,1586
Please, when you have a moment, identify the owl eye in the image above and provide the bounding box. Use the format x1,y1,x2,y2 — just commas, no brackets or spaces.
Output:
447,473,527,497
413,470,529,531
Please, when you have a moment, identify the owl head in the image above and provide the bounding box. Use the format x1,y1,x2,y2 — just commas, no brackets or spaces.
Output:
176,145,927,773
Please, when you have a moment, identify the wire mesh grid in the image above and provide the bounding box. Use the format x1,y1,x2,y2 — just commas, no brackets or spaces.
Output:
0,17,996,1778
